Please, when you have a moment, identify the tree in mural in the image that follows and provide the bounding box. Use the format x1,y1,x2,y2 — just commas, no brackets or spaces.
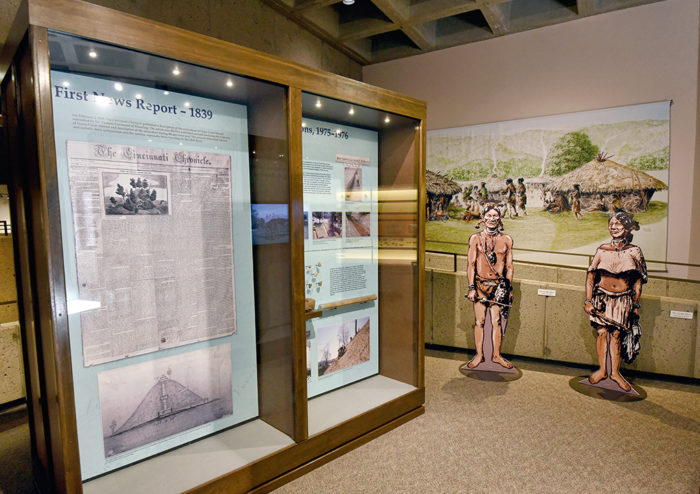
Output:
544,131,599,176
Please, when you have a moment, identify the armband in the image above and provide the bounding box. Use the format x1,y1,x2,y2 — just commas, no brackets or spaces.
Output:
632,303,640,309
584,299,593,304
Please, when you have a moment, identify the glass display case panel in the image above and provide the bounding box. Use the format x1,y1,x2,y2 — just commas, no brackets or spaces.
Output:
47,31,294,482
301,92,421,431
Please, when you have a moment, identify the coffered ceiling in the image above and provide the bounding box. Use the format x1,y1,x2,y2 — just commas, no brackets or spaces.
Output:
262,0,663,64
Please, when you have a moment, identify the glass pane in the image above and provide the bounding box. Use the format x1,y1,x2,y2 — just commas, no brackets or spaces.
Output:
301,92,420,419
48,31,293,481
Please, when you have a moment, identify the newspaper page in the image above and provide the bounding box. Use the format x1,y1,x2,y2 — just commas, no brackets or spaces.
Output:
67,141,237,366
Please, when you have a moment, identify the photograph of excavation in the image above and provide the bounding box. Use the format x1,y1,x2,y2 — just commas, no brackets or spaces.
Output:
317,316,370,377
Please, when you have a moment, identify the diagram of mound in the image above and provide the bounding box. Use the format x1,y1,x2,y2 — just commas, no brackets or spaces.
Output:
114,376,206,435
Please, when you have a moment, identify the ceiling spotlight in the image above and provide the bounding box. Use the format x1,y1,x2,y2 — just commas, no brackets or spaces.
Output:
62,81,70,87
336,129,342,134
343,0,355,4
172,66,181,76
88,49,97,58
163,91,170,95
184,101,191,107
226,79,234,88
315,99,322,108
384,115,391,123
114,82,123,91
349,107,355,115
135,93,142,99
302,122,307,127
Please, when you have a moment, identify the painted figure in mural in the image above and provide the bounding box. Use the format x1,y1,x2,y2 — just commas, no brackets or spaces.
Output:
584,211,647,391
505,178,518,218
571,184,583,220
516,177,527,216
479,182,488,202
466,203,514,369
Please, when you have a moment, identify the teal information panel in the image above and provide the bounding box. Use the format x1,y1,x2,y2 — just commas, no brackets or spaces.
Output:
50,70,258,479
302,117,379,398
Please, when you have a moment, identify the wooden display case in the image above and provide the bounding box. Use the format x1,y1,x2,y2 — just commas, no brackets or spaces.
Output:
0,0,425,493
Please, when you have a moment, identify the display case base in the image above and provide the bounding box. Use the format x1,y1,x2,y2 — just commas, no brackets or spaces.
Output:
308,375,417,435
82,419,294,494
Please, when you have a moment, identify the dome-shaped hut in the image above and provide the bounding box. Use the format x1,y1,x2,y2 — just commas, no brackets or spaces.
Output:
546,153,667,212
426,170,461,220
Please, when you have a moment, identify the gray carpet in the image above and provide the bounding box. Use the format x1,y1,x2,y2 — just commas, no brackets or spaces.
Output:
276,350,700,493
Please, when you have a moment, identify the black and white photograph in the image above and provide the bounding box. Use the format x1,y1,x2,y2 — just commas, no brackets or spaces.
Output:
344,164,362,201
312,211,343,239
102,172,169,215
345,211,371,237
316,316,370,377
98,344,233,458
304,211,309,239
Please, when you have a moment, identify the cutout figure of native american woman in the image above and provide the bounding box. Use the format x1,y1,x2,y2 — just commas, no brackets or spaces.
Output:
584,211,646,391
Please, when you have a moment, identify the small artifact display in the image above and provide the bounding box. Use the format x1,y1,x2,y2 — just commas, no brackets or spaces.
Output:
462,203,517,373
582,211,647,393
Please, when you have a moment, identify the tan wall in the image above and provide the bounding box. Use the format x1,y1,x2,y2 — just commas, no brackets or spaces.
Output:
364,0,700,279
425,255,700,379
82,0,362,80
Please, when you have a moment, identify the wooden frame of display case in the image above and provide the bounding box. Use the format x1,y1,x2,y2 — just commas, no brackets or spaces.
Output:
0,0,425,493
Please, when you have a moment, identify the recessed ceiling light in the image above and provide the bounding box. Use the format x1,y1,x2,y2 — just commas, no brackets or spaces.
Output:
184,101,191,107
172,66,181,76
384,115,391,123
88,49,97,58
348,107,355,115
62,81,70,87
135,93,142,99
343,0,355,4
302,122,307,127
163,91,170,95
114,82,123,91
315,99,322,108
226,79,234,88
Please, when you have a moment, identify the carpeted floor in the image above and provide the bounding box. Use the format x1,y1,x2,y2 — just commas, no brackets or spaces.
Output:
1,351,698,493
275,349,700,493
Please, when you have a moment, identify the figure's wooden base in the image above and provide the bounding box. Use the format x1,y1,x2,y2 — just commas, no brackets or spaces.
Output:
459,315,521,382
569,332,645,401
569,376,646,401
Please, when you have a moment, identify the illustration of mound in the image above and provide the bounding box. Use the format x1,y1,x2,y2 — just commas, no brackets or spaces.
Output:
103,375,232,457
324,321,370,375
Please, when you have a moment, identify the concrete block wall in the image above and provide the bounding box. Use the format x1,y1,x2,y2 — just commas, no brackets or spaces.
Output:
426,253,700,379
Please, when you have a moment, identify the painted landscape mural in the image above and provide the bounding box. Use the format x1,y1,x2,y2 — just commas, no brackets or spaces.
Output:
426,102,669,267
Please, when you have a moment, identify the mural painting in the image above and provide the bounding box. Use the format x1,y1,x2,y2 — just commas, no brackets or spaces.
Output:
426,102,669,267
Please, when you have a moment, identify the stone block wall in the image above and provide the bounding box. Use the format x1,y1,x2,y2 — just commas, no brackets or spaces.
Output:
427,254,700,379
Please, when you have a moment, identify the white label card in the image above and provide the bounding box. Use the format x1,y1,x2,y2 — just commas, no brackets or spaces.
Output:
669,310,694,320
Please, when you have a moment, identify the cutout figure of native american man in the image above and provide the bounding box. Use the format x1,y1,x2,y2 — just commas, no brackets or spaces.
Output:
465,202,514,369
584,211,647,392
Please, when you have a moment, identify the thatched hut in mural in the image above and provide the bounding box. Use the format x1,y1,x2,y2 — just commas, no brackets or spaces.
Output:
426,170,461,220
545,153,667,213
